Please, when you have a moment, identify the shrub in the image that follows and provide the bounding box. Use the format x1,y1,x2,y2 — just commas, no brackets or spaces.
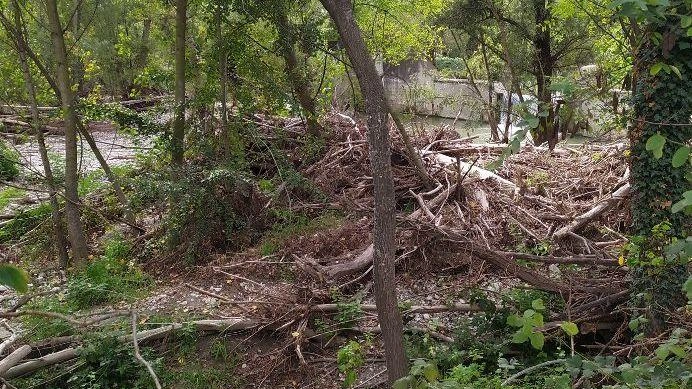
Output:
0,140,19,180
67,236,149,309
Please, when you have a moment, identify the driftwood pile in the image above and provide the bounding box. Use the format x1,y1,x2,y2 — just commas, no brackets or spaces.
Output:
295,113,632,330
0,113,638,383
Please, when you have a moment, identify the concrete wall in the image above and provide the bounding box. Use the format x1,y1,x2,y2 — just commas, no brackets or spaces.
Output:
381,59,507,121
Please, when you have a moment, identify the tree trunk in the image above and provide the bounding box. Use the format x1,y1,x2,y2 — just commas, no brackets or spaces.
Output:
481,43,500,142
628,14,691,330
275,11,321,136
172,0,186,165
319,0,407,383
45,0,89,263
532,0,557,148
10,0,69,268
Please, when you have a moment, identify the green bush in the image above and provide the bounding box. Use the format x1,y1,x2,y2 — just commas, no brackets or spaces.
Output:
67,237,149,309
0,140,20,180
0,202,52,243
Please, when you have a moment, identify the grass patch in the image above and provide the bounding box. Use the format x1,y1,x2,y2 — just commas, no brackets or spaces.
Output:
21,296,74,341
66,236,150,309
0,202,52,243
0,187,25,211
259,210,342,255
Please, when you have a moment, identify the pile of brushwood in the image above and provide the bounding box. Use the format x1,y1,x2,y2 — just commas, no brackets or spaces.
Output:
0,113,689,388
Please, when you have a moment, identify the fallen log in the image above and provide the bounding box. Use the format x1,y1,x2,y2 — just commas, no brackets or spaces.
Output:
321,244,374,280
553,180,631,240
0,345,32,376
311,302,482,314
4,318,258,379
421,150,518,194
501,252,620,267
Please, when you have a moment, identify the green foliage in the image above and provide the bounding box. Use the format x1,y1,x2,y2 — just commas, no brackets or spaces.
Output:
565,329,692,388
337,340,365,388
0,264,28,293
331,289,363,328
506,299,546,350
21,296,74,341
0,140,20,181
0,187,25,211
67,336,159,389
394,360,502,389
0,202,52,243
67,236,149,309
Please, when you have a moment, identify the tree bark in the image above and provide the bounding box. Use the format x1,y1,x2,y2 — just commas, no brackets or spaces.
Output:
10,0,69,267
319,0,408,382
532,0,557,148
275,10,321,136
172,0,186,165
45,0,89,263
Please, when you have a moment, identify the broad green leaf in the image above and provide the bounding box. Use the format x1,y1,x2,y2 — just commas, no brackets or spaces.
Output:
523,309,536,319
0,264,28,293
682,15,692,28
649,62,664,75
628,318,640,331
671,146,690,167
507,314,524,327
422,362,439,382
560,321,579,336
668,344,685,358
645,133,666,159
512,327,531,343
529,312,544,327
671,190,692,213
669,65,682,79
529,332,545,350
531,299,545,311
393,376,413,389
655,344,670,359
684,276,692,300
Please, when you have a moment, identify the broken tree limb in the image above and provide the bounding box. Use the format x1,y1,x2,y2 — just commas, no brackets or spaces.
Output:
0,345,31,376
501,252,620,266
421,150,518,194
310,302,481,314
322,244,374,280
4,318,258,379
386,101,434,189
553,180,631,240
131,312,162,389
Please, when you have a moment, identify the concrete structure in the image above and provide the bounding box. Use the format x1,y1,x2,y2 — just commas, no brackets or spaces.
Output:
380,60,507,121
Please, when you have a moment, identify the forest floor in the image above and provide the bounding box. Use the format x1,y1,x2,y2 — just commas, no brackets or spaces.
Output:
0,115,664,388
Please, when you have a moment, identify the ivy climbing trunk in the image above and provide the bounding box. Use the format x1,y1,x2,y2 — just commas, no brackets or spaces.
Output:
9,0,69,268
319,0,408,383
172,0,187,166
532,0,557,148
629,12,691,330
45,0,89,263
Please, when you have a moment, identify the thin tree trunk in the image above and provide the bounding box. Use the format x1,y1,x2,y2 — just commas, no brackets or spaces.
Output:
275,11,321,136
319,0,407,383
532,0,556,148
172,0,186,165
75,121,135,224
489,0,524,104
503,86,513,143
10,0,69,267
481,43,500,141
0,13,136,227
45,0,89,263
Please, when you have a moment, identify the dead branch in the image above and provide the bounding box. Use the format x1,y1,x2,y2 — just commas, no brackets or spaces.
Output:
131,312,162,389
553,179,631,239
5,318,258,378
310,302,481,314
0,345,31,376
